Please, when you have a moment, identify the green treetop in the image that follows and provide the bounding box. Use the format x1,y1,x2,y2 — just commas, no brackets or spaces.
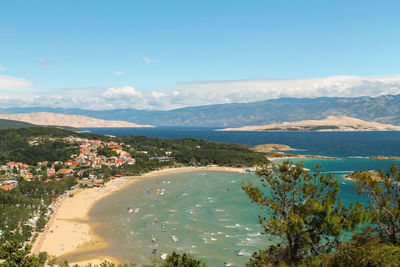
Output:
243,161,364,265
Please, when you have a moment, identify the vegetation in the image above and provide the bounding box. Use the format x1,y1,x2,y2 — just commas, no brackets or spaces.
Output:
0,177,75,244
120,136,267,167
0,244,204,267
0,119,34,130
159,251,206,267
0,127,80,165
0,241,44,266
243,161,364,266
353,163,400,245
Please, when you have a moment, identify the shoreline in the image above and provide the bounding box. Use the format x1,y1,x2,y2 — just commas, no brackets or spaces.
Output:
32,166,246,265
266,154,339,161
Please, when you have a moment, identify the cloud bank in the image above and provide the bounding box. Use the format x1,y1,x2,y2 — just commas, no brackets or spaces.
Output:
1,74,400,110
0,75,32,91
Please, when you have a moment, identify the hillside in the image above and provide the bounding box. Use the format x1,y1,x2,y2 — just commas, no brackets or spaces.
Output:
217,116,400,132
2,94,400,127
0,118,35,129
0,112,154,128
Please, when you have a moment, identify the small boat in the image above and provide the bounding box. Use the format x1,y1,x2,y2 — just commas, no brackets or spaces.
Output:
160,253,168,260
128,208,133,213
170,235,178,242
152,248,157,254
224,261,233,267
134,208,140,213
237,252,244,256
152,237,156,243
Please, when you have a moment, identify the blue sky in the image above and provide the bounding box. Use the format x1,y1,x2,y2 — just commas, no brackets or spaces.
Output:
1,0,400,109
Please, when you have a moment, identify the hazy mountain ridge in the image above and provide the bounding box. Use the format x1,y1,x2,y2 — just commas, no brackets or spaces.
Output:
1,94,400,127
0,112,154,128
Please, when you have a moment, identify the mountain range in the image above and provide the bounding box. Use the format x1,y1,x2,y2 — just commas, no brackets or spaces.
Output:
1,94,400,127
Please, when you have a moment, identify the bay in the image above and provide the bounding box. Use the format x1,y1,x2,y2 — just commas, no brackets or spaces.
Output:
81,128,400,265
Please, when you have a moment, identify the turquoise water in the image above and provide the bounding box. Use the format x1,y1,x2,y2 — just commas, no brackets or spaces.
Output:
84,158,400,266
87,172,277,266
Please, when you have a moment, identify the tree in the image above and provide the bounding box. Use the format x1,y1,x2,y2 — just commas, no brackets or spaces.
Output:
36,215,47,231
0,241,41,267
160,251,206,267
354,163,400,245
243,161,363,265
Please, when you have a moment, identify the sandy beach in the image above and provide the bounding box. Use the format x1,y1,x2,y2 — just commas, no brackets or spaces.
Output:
31,166,245,265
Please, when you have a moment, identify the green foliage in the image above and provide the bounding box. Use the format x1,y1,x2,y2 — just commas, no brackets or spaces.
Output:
160,251,206,267
97,147,118,158
120,136,268,167
354,163,400,244
325,243,400,267
36,215,47,231
0,241,42,267
243,161,364,264
0,119,34,130
0,127,79,165
0,177,76,244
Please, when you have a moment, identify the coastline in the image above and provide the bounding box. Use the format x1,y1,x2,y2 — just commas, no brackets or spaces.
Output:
31,166,246,265
266,154,339,161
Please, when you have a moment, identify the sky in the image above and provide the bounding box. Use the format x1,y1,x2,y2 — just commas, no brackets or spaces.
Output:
1,0,400,110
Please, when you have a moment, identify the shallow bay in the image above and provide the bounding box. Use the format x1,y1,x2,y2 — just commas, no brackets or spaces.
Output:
87,171,274,266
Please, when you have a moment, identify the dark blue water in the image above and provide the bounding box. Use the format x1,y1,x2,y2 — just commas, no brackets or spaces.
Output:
86,127,400,158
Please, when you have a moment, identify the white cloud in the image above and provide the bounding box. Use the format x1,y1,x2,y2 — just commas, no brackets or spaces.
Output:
0,75,32,91
143,57,154,64
112,71,123,76
0,65,6,71
102,86,142,98
1,74,400,110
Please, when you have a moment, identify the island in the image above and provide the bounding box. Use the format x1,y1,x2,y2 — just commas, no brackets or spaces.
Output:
370,156,400,160
216,116,400,132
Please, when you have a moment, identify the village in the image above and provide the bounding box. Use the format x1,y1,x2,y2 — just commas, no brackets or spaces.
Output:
0,136,138,191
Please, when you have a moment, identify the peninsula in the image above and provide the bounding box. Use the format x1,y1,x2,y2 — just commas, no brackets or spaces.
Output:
217,116,400,132
0,112,154,128
251,143,338,160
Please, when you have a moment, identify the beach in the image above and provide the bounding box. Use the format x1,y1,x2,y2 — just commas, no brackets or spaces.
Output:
31,166,246,265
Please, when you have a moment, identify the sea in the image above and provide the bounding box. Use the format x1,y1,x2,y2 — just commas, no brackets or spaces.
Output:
77,128,400,266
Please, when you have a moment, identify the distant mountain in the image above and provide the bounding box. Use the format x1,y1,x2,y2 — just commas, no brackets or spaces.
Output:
0,112,154,128
218,116,400,132
2,94,400,127
0,118,34,129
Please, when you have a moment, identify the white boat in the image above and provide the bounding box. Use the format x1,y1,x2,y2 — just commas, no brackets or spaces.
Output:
170,235,179,242
160,253,168,260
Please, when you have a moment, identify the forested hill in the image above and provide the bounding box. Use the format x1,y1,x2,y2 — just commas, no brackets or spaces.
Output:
2,94,400,127
0,127,266,167
0,118,34,129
